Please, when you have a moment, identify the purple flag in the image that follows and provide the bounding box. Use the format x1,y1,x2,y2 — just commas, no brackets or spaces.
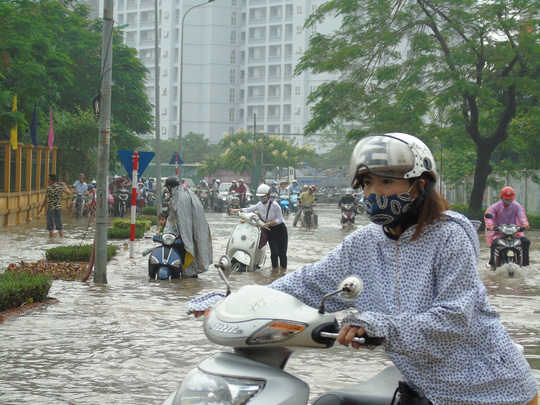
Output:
30,102,38,148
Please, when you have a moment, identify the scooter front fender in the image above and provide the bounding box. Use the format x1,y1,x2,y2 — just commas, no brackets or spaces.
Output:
232,250,251,266
162,352,309,405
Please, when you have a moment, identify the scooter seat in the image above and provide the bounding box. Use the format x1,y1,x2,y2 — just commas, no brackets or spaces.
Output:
313,366,402,405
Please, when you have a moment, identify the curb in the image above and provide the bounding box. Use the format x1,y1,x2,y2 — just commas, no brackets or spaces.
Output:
0,298,59,323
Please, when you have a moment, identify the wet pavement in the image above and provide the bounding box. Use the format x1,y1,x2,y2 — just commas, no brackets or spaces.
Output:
0,206,539,404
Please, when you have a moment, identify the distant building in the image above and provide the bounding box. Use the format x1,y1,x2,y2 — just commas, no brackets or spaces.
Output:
82,0,342,146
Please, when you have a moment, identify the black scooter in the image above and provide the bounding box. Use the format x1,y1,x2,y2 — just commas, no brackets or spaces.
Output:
485,212,526,277
148,233,187,280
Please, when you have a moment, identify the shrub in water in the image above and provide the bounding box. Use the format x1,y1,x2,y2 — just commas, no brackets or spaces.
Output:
140,206,158,216
108,227,145,239
112,218,152,232
0,271,52,312
45,245,117,262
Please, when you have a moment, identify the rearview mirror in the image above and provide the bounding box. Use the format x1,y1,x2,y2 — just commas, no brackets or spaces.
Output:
338,276,364,301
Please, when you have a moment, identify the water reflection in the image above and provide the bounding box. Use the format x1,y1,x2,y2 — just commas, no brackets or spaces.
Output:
0,207,538,404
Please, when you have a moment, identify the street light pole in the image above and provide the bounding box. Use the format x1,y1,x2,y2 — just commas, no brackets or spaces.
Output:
94,0,114,284
178,0,215,179
154,0,162,210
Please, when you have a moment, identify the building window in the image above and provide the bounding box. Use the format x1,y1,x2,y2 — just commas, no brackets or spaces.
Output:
229,89,235,103
295,86,301,95
294,106,301,115
295,45,302,55
229,108,235,122
230,50,236,64
229,126,235,134
296,25,302,34
230,69,236,84
296,5,302,14
230,30,236,44
231,11,237,25
232,0,237,6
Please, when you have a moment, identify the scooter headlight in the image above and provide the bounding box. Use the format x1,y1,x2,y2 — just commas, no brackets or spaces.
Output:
162,233,176,245
172,368,264,404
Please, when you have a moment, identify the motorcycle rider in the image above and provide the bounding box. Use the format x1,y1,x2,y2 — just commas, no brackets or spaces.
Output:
190,133,538,404
338,188,356,208
288,179,300,194
71,173,88,215
209,178,218,211
236,179,247,207
292,185,318,227
269,181,279,196
110,175,126,216
278,181,289,196
485,186,531,269
229,180,238,193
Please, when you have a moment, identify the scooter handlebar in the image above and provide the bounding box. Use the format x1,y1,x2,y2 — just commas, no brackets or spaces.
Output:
319,331,383,346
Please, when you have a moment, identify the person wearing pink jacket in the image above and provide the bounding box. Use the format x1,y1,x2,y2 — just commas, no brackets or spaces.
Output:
485,186,530,268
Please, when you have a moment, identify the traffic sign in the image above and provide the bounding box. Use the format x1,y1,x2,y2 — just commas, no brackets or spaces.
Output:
118,150,155,180
169,152,183,165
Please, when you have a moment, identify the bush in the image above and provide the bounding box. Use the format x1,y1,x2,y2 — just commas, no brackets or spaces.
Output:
45,245,117,262
138,215,158,225
140,206,158,216
449,203,469,216
528,214,540,229
0,271,52,312
112,218,152,232
108,227,145,239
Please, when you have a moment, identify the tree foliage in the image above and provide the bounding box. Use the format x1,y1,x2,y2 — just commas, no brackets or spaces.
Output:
298,0,540,211
198,130,316,176
141,132,221,165
0,0,153,175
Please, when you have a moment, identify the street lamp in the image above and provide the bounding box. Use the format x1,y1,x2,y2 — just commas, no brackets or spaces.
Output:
178,0,216,179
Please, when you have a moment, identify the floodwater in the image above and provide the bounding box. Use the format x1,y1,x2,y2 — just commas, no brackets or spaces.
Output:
0,206,539,404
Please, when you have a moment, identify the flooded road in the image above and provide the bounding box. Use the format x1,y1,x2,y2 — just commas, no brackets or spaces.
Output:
1,206,539,404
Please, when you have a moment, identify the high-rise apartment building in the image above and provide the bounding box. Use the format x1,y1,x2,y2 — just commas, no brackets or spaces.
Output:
84,0,341,145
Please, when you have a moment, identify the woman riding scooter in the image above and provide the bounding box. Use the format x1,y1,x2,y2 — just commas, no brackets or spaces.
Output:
190,132,537,404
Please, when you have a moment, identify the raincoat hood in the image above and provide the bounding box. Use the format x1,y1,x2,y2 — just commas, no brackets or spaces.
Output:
441,210,481,263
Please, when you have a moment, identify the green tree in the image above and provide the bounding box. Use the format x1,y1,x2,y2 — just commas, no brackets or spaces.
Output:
298,0,540,212
200,130,315,175
0,0,152,174
141,132,221,164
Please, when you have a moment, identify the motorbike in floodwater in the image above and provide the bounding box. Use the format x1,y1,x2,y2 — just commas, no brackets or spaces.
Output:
226,193,241,216
225,211,267,272
116,188,130,217
163,267,394,405
485,212,527,277
73,192,86,218
300,203,317,228
147,233,187,280
279,194,290,217
341,203,356,226
199,188,210,210
290,192,299,213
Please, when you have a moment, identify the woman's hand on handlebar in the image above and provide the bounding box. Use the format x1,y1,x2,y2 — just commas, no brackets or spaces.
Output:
338,325,366,350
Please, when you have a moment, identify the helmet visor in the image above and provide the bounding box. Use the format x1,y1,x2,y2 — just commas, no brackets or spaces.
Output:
349,135,427,187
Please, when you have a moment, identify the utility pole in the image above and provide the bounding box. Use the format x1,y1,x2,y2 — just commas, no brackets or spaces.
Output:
95,0,114,284
154,0,162,209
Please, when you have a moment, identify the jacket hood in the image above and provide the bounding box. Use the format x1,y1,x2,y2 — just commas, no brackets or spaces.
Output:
441,210,481,263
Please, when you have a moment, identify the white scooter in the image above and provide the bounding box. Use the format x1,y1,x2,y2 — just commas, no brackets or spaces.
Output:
225,211,267,272
163,261,394,405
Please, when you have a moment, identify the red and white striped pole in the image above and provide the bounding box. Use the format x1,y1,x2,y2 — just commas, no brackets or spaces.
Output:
175,152,178,178
129,151,139,258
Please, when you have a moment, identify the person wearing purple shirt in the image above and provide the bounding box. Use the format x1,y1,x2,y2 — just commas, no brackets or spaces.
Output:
484,186,530,268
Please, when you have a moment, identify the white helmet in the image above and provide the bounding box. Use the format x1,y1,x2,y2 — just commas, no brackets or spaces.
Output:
345,188,353,195
349,133,437,189
256,184,271,196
